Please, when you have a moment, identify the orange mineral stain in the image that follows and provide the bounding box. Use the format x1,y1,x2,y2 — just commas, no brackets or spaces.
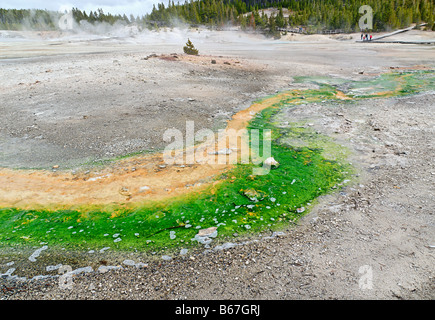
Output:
0,91,294,211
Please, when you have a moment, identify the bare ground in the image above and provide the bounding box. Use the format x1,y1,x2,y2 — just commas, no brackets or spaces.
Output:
0,29,434,299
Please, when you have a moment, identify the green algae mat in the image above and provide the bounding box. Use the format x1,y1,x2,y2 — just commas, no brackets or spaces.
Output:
0,69,433,255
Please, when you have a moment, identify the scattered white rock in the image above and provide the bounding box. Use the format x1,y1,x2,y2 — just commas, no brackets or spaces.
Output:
88,174,111,182
139,186,150,192
198,227,218,237
30,275,50,281
123,259,135,266
297,207,306,213
193,235,212,245
264,157,279,167
98,265,122,273
264,231,286,240
46,264,63,272
123,259,147,268
193,227,218,245
69,266,94,275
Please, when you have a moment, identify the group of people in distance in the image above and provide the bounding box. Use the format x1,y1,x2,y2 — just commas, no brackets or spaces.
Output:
361,33,373,41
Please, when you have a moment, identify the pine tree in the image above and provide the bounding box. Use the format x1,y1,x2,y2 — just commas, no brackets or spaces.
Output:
275,7,286,28
268,13,280,38
183,38,199,55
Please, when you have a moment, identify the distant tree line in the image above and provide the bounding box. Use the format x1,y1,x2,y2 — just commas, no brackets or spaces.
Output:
1,0,434,34
0,8,61,30
144,0,435,34
71,7,136,26
0,8,138,31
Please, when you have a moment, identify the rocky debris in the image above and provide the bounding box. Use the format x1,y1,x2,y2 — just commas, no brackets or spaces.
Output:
142,53,157,60
193,227,218,245
98,265,122,273
159,54,179,61
197,227,218,237
118,186,131,197
368,119,382,131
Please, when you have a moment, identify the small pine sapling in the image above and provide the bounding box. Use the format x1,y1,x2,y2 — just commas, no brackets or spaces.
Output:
183,38,199,55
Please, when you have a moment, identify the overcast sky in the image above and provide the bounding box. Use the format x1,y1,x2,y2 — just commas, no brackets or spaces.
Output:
0,0,165,17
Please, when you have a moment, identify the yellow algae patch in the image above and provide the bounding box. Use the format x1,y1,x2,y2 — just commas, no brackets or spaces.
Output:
335,90,352,100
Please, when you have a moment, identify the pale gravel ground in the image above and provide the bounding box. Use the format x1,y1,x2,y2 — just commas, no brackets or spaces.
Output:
0,29,434,300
